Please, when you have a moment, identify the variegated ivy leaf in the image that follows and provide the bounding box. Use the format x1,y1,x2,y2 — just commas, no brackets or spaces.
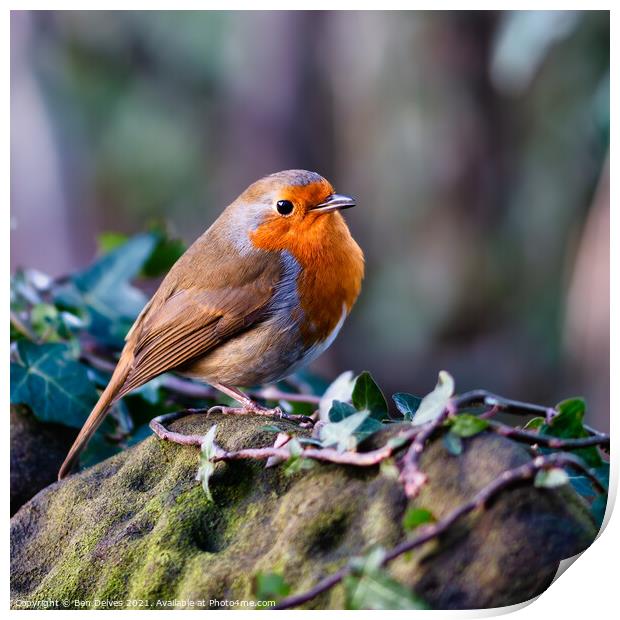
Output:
346,547,428,610
196,425,218,501
319,370,356,422
534,468,569,489
411,370,455,426
320,410,371,452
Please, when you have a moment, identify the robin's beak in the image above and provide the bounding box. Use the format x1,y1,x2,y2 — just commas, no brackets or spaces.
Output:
310,194,356,214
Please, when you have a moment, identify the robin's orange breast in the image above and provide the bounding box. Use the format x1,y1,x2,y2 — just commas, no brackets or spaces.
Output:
251,210,364,345
183,215,363,387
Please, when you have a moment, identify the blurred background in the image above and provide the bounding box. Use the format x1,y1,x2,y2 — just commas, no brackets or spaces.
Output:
11,10,609,430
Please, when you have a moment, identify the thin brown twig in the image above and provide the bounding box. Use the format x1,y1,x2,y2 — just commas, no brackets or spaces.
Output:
487,420,610,450
399,401,456,498
213,429,419,467
478,404,500,419
395,390,607,501
150,407,421,467
149,409,206,445
452,389,603,438
453,389,557,420
274,452,606,609
149,407,315,446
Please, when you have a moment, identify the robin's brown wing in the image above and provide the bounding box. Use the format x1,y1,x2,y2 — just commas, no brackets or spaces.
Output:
59,243,283,480
116,257,282,398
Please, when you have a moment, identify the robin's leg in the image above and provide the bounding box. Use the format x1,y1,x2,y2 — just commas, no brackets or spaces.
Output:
150,384,315,446
209,383,314,426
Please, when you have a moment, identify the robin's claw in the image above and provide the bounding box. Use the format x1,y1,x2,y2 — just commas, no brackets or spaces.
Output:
204,401,314,427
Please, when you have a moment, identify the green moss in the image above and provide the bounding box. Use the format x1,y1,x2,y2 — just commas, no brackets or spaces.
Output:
11,414,598,610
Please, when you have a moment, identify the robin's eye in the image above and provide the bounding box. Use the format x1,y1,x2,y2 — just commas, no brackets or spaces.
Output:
276,200,294,216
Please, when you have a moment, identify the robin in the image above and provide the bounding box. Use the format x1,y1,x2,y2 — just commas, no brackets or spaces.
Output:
59,170,364,479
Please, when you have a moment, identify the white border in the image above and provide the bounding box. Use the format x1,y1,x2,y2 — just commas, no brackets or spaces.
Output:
5,4,615,618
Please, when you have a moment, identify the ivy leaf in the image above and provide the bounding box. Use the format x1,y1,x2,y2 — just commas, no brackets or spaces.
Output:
386,435,410,450
328,400,358,422
402,507,436,531
98,228,186,278
412,370,454,425
298,437,324,447
534,468,569,488
352,371,388,421
392,393,422,421
569,475,597,499
450,414,489,438
283,438,315,475
55,233,158,347
97,231,129,254
288,437,303,457
345,570,428,610
30,303,63,341
326,400,384,446
523,417,545,431
541,398,602,467
10,268,47,309
345,548,428,610
379,459,400,479
319,371,356,422
593,462,610,491
570,461,609,525
320,410,372,452
349,546,386,574
443,432,463,456
196,425,218,501
10,340,98,427
546,398,587,434
254,572,291,602
591,495,607,528
283,454,316,476
356,417,384,442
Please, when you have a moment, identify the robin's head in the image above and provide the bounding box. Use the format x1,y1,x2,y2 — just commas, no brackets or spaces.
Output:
227,170,356,253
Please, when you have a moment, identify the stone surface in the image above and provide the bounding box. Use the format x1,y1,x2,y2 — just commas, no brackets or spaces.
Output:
10,413,597,609
10,405,78,516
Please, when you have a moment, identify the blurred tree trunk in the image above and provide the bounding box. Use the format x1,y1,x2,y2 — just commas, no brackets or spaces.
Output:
212,11,334,204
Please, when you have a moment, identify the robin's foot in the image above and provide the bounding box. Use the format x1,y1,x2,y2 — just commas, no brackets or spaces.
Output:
207,403,314,427
211,382,315,427
149,383,316,446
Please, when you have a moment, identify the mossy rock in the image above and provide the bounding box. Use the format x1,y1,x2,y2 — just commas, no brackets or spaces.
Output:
10,413,597,609
10,405,78,516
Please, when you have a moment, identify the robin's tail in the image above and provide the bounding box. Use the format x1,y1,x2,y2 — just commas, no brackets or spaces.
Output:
58,354,132,480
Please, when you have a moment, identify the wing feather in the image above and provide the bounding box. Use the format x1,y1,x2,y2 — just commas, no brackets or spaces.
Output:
116,259,281,398
59,218,287,479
